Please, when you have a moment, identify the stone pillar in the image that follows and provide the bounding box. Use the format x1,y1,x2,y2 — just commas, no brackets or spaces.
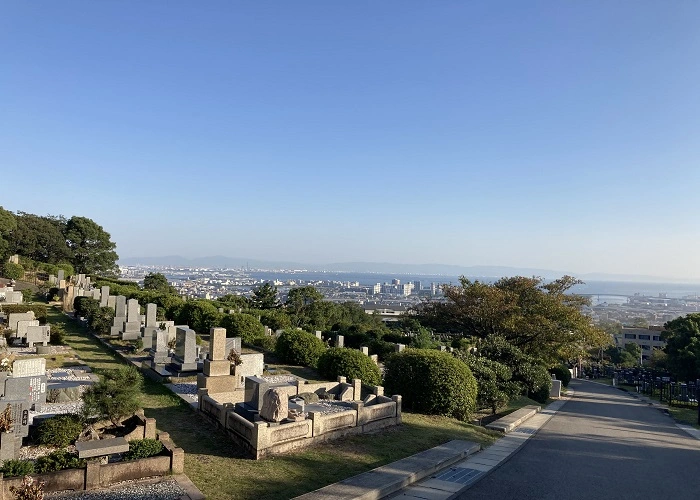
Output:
209,328,227,360
145,303,157,328
336,335,344,348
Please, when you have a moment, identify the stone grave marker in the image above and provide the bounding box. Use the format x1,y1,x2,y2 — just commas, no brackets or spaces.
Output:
145,303,157,328
26,325,50,347
100,286,110,307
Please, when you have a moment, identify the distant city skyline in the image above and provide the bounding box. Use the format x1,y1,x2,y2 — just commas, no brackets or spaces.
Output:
3,2,699,280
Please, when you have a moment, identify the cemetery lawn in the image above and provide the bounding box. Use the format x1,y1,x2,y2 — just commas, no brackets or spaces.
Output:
47,307,499,499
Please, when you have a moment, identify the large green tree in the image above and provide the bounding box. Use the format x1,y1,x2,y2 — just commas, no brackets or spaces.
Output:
416,275,609,364
0,206,17,263
662,314,700,381
7,212,72,264
285,286,324,314
251,283,279,309
64,216,119,276
143,272,174,293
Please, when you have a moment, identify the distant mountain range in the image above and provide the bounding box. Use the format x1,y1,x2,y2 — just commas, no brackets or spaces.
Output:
117,255,696,284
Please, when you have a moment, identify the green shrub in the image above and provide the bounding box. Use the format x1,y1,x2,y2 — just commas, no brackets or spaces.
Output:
249,335,277,352
35,450,84,473
3,262,24,280
123,439,164,460
37,414,83,448
275,330,326,367
49,324,66,345
366,339,396,362
0,304,47,324
220,313,265,342
317,347,382,385
460,353,519,414
549,364,572,387
384,349,477,421
520,363,553,403
81,366,143,425
0,459,36,477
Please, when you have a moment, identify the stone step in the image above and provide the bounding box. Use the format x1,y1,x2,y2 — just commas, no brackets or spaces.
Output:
485,405,541,433
293,439,480,500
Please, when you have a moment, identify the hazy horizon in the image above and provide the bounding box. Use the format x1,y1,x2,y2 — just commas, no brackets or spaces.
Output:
3,2,699,280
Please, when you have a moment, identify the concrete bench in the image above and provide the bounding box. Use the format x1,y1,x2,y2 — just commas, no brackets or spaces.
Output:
75,437,130,459
294,439,480,500
485,405,541,433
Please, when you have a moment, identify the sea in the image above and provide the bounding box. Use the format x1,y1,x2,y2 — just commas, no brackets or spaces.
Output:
247,271,700,300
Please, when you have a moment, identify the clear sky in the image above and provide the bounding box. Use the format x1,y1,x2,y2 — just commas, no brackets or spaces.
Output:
2,1,699,279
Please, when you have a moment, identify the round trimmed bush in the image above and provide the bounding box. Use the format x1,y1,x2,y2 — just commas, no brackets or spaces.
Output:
124,438,164,460
37,414,83,448
275,330,326,367
549,364,572,387
384,349,477,421
317,347,382,385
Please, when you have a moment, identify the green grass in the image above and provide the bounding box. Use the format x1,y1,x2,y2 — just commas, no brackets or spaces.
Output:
46,307,499,499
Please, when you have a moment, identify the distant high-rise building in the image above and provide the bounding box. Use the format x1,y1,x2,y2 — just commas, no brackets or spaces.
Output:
392,279,400,285
413,280,421,292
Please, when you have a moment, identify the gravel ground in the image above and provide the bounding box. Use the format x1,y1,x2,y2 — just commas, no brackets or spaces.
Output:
47,479,186,499
165,382,198,403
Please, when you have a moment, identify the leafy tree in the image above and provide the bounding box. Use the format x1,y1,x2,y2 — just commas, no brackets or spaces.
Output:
459,352,517,414
251,283,279,309
662,314,700,381
3,262,24,280
143,272,173,293
416,275,609,364
64,216,119,276
172,300,221,334
216,294,251,310
73,297,100,320
648,348,668,370
7,212,72,264
0,206,17,262
258,309,292,332
286,286,324,314
220,313,265,342
624,343,641,363
81,366,143,425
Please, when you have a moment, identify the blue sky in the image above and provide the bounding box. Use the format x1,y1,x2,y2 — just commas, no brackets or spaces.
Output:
2,1,699,279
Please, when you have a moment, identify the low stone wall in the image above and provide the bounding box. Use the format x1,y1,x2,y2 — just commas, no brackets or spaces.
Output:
199,379,402,459
0,432,184,499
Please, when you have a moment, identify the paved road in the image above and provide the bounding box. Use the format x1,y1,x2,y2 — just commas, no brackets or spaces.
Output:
458,380,700,500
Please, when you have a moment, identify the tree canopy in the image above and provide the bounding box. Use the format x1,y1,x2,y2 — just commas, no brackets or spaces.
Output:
143,272,174,293
416,275,610,365
662,314,700,381
251,283,279,309
64,216,119,276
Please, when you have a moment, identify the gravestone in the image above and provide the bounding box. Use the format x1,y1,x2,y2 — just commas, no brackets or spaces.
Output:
395,343,405,352
315,331,322,339
107,295,116,309
209,328,227,361
173,327,197,371
121,300,141,340
13,358,46,378
151,329,171,364
8,312,35,333
225,337,242,355
16,320,40,338
100,286,110,307
550,380,562,398
26,325,50,347
361,346,369,356
5,376,47,410
57,270,65,282
145,303,157,328
111,296,127,336
244,376,270,411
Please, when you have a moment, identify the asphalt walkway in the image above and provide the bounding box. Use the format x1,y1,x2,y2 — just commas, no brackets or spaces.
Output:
455,380,700,500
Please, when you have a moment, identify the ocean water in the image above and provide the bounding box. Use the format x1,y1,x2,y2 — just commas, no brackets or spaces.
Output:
248,271,700,298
